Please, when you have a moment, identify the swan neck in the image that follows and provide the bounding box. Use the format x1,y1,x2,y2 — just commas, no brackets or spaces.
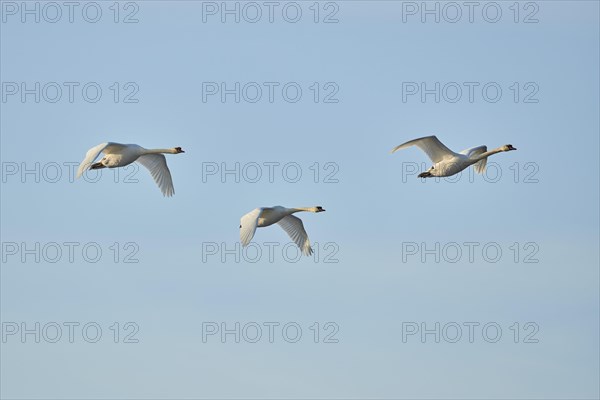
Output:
144,148,176,155
473,147,503,161
291,207,313,213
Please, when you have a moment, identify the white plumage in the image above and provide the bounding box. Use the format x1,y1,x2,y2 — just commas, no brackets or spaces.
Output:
240,206,326,256
391,135,516,178
77,142,184,196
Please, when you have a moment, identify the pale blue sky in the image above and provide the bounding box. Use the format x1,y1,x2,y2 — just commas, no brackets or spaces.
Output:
1,1,599,399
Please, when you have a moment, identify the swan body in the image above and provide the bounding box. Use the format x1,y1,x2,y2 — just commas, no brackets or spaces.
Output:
240,206,325,256
391,135,516,178
77,142,184,196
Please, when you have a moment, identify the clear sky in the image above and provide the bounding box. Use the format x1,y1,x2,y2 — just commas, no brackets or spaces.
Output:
1,1,599,399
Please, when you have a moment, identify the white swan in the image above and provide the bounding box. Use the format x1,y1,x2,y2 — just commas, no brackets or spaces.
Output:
391,135,516,178
77,142,185,196
240,206,326,256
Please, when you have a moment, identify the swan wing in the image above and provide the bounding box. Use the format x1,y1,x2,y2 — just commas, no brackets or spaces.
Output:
460,145,488,174
391,135,456,163
240,208,263,246
136,154,175,197
277,215,313,256
76,142,127,178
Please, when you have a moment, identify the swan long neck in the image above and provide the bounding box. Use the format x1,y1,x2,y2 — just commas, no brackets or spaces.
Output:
290,207,318,213
472,147,504,162
144,148,179,155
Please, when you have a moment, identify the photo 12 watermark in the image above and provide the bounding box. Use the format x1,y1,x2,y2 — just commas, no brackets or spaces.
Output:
400,2,539,24
2,321,140,343
201,242,340,264
201,321,340,343
401,321,540,343
401,82,539,104
200,1,340,24
201,82,340,104
399,161,539,183
401,241,540,264
1,1,140,24
1,162,140,184
1,82,140,104
1,241,140,264
201,161,340,184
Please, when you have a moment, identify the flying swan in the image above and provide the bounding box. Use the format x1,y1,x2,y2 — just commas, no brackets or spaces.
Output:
240,206,326,256
77,142,185,196
391,135,516,178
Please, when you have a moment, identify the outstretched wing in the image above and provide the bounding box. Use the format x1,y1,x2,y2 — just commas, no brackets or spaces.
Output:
76,142,127,178
277,215,313,256
240,208,263,246
136,154,175,197
460,145,488,174
391,136,457,163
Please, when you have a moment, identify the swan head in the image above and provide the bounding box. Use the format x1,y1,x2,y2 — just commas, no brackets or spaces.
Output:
314,206,326,213
174,147,185,153
503,144,516,151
